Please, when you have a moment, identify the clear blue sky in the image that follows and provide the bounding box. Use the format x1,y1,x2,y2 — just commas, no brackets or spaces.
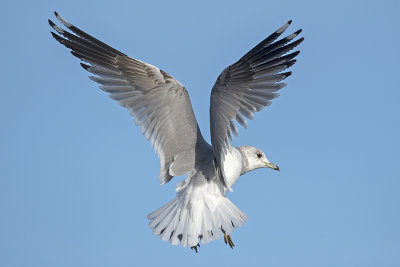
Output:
1,0,399,266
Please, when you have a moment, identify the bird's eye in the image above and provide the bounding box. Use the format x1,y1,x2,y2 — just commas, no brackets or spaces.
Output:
256,153,262,158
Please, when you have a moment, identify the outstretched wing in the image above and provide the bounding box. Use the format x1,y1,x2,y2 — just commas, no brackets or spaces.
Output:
210,21,303,188
49,12,210,185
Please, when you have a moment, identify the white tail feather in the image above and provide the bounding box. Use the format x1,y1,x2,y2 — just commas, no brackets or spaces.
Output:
147,184,247,247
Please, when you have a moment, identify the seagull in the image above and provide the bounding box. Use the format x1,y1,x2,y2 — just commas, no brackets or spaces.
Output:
49,12,303,252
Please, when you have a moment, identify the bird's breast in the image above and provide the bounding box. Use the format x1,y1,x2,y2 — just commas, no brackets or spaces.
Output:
222,147,243,189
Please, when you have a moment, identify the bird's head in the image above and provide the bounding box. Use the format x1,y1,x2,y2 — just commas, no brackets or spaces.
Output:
238,146,280,174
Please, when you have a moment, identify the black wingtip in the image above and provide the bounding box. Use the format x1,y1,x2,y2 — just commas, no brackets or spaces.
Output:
295,29,302,35
288,20,292,25
287,59,297,67
80,63,91,71
283,60,297,71
48,19,55,28
293,50,301,57
70,51,81,59
283,71,292,78
54,11,59,17
50,31,63,43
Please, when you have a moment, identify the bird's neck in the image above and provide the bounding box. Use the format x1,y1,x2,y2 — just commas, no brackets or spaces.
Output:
237,147,251,175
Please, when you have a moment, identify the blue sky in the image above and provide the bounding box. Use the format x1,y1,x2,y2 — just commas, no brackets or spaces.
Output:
1,0,399,266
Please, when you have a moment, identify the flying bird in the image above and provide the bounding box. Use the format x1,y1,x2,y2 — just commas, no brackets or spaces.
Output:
49,12,303,252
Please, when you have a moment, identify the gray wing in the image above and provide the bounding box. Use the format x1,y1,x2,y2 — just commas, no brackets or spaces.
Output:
210,21,304,187
49,12,211,185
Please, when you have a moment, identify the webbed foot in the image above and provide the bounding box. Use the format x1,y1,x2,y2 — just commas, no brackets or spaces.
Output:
190,243,200,253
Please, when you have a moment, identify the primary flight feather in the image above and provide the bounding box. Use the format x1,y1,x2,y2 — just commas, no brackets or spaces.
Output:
49,12,303,252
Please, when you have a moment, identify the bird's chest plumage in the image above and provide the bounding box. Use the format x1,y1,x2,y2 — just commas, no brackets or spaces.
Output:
222,147,243,189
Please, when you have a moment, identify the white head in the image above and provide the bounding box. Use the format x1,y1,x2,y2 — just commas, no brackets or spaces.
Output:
237,146,279,174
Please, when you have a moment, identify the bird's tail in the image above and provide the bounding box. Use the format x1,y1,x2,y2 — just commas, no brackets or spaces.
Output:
147,189,248,247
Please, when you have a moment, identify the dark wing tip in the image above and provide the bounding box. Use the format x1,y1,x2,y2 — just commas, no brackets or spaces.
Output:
50,31,63,43
283,71,292,78
276,20,292,34
80,63,91,71
286,59,297,68
293,50,301,57
54,11,72,28
48,19,55,28
70,51,82,59
295,29,302,35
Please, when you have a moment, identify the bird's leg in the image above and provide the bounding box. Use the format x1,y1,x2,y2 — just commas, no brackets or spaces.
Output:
190,243,200,253
227,235,235,248
224,234,235,249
